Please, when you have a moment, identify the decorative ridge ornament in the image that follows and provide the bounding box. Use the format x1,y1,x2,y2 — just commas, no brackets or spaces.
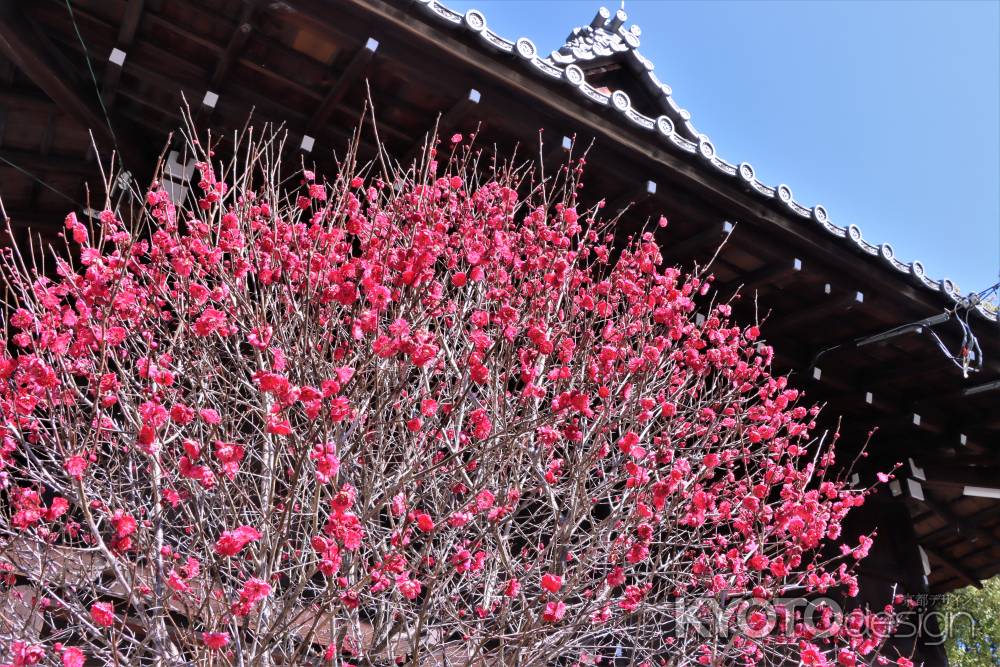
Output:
549,7,641,65
421,1,996,321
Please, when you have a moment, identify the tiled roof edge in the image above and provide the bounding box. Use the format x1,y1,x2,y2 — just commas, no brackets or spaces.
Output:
412,0,997,322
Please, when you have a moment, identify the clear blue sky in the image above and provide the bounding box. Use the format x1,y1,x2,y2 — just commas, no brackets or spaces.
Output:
444,0,1000,296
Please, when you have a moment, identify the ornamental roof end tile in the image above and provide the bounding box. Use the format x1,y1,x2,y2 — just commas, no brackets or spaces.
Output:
411,0,997,322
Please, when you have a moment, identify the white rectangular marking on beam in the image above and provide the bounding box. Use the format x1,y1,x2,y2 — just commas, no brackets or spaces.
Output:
912,413,921,427
865,391,873,404
722,221,735,234
889,479,903,496
165,151,195,182
300,135,315,152
163,180,188,205
365,37,380,52
918,546,931,576
793,258,802,271
109,48,127,66
645,180,657,195
908,458,926,481
964,486,1000,500
812,367,822,381
468,88,481,103
964,379,1000,396
203,91,219,108
907,478,925,501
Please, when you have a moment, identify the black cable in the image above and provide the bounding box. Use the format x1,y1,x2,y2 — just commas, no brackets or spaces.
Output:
0,155,83,208
63,0,126,172
923,300,984,378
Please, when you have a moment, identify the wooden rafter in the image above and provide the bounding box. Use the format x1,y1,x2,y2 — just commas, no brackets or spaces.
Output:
115,0,146,47
605,179,657,217
307,37,379,134
539,134,576,177
769,345,995,455
766,289,865,336
0,88,58,112
922,503,1000,547
913,464,1000,492
716,257,802,300
100,0,145,110
0,149,96,175
660,221,734,267
862,356,965,387
211,0,262,88
27,111,57,207
920,543,983,589
404,88,481,166
0,0,146,173
915,488,1000,551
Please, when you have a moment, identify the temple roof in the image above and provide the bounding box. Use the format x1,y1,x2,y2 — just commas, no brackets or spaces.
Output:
414,0,997,322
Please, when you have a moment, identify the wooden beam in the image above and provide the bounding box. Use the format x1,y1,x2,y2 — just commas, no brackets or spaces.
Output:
116,0,146,47
859,354,954,382
962,378,1000,397
0,88,56,111
99,0,144,109
771,347,988,455
434,87,481,138
52,16,381,161
100,47,126,109
921,377,1000,402
403,88,481,166
307,37,379,134
211,0,262,87
916,464,1000,492
660,220,734,267
542,134,573,172
133,0,412,147
765,289,864,336
920,543,983,589
916,452,1000,468
0,0,146,172
0,1,103,134
0,148,94,175
717,257,802,300
62,1,412,147
605,179,658,217
1,209,76,231
27,111,57,207
877,411,943,435
923,504,1000,546
917,489,1000,550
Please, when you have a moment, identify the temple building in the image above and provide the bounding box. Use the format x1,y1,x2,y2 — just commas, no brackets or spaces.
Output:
0,0,997,663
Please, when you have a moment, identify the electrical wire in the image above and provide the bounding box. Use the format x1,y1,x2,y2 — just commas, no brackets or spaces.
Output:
975,280,1000,300
924,298,984,379
807,293,987,379
63,0,126,172
0,154,83,208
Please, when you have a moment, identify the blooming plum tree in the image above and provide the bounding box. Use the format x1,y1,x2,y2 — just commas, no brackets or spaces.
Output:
0,125,902,666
